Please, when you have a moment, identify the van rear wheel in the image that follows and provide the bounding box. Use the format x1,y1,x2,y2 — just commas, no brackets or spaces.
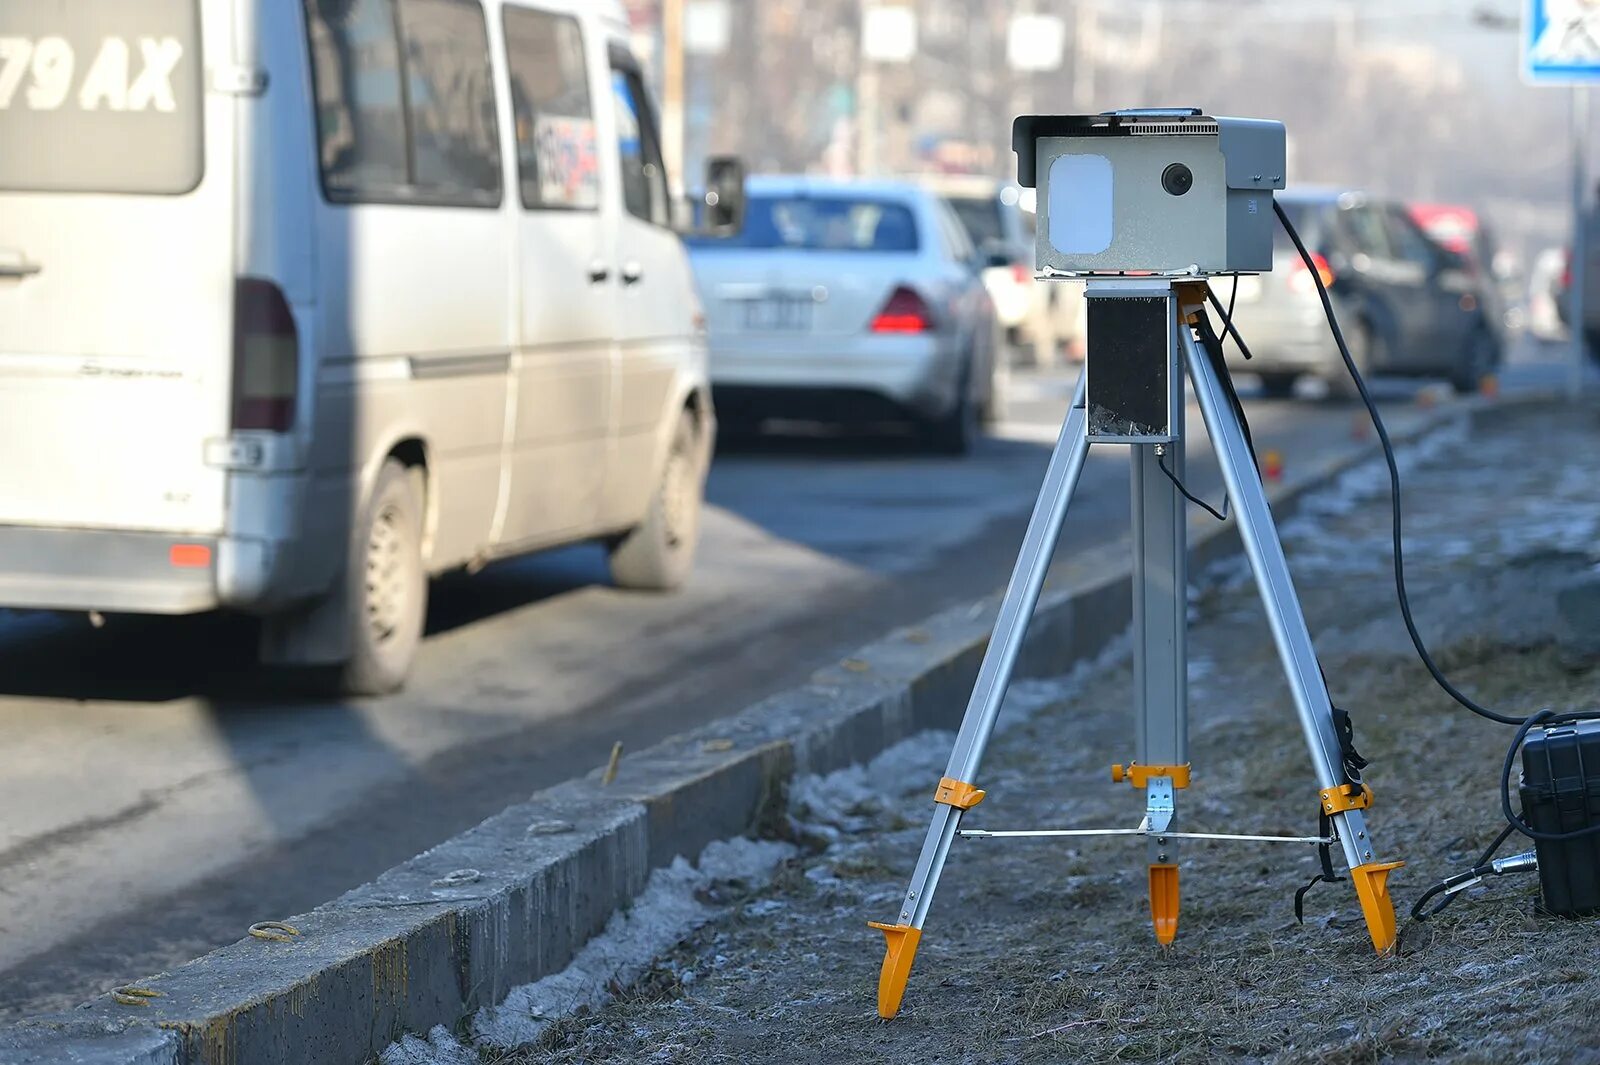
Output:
341,459,427,695
609,412,704,591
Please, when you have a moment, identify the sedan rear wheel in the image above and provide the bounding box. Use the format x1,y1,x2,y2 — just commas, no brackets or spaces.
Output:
922,363,978,456
1258,373,1298,399
1451,327,1498,395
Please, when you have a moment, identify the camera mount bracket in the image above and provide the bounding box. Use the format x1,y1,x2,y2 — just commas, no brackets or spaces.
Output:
868,279,1403,1019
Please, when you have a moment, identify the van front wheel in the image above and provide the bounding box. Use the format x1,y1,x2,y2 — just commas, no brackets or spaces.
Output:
341,459,428,695
609,412,705,591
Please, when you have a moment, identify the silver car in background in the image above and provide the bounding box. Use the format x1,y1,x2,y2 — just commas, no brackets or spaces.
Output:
685,177,999,454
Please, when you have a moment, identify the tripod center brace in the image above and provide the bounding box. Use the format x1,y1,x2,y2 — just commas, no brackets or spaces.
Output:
869,280,1402,1019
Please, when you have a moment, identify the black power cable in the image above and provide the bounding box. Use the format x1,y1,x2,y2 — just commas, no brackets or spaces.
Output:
1273,198,1600,851
1207,284,1256,363
1272,199,1523,727
1157,449,1227,521
1409,823,1518,923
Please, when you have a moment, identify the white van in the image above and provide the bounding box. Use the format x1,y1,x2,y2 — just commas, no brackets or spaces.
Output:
0,0,727,693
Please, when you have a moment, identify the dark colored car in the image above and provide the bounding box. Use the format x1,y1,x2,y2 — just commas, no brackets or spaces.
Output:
1557,205,1600,361
1225,189,1502,396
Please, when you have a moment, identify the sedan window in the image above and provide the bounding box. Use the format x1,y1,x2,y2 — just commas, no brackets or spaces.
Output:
689,194,919,252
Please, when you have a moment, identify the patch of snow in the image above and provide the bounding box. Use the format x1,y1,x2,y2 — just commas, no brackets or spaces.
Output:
469,836,793,1052
379,1026,476,1065
377,836,793,1062
379,621,1134,1061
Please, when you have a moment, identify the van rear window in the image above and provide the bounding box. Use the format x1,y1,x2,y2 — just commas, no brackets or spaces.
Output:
0,0,203,194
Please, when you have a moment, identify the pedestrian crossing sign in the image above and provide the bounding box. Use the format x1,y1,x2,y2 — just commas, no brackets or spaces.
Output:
1526,0,1600,84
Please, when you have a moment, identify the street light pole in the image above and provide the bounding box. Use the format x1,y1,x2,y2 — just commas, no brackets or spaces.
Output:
858,58,880,176
1570,86,1590,397
662,0,685,193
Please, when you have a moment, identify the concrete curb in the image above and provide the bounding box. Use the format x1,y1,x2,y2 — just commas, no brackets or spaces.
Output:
1,395,1533,1065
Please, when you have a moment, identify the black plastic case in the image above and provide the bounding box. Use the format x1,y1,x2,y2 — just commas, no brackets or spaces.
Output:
1520,719,1600,915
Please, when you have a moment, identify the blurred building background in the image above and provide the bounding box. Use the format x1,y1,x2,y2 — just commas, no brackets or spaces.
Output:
620,0,1577,262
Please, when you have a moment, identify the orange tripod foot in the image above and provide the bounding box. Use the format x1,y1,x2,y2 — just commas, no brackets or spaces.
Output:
1148,864,1179,945
868,922,922,1018
1350,861,1403,953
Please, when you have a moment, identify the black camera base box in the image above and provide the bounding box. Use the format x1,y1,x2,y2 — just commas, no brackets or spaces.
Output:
1520,719,1600,916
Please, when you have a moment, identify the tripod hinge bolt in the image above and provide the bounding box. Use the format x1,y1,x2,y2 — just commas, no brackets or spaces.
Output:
933,777,986,810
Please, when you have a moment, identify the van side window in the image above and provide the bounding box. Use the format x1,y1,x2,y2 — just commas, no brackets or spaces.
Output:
396,0,502,202
503,7,599,210
305,0,410,197
304,0,501,206
608,67,669,227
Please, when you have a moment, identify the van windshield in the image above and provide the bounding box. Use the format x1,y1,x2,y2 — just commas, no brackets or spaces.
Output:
0,0,203,194
688,194,919,253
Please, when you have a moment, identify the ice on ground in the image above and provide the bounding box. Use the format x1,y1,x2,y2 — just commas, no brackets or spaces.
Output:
470,836,794,1052
379,601,1133,1060
377,836,793,1062
793,730,955,834
380,1025,475,1065
792,653,1127,835
1285,417,1468,525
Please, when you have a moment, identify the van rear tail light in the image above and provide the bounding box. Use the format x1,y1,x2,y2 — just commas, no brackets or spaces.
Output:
871,286,934,333
1010,264,1031,285
1287,252,1336,294
232,278,298,432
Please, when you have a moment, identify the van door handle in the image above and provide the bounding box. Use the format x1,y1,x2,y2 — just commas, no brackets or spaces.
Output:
587,261,611,283
621,261,644,285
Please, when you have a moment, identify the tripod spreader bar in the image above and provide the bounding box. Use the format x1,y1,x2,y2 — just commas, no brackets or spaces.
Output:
959,828,1338,845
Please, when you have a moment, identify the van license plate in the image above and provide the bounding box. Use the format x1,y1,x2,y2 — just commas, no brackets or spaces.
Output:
743,296,812,331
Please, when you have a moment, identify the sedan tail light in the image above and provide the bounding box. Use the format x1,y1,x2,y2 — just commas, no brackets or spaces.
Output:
232,278,298,432
1010,263,1031,285
1287,252,1336,294
871,286,934,333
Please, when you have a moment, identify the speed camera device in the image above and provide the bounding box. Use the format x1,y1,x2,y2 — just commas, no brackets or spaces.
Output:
1012,108,1285,276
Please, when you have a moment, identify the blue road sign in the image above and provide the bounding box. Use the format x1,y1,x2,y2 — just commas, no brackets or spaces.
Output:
1525,0,1600,84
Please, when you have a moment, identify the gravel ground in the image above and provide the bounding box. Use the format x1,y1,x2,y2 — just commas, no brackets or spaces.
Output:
490,406,1600,1064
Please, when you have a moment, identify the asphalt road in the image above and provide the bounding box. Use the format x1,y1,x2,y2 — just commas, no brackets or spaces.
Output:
0,355,1542,1020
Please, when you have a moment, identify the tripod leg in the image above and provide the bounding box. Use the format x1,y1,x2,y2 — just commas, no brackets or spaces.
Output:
1180,316,1401,953
1129,298,1189,943
871,373,1091,1018
1132,440,1187,945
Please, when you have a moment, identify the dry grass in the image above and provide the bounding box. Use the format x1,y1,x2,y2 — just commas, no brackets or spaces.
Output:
479,413,1600,1065
492,647,1600,1064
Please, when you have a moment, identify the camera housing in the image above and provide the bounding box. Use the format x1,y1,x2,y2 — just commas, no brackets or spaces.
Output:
1013,109,1286,276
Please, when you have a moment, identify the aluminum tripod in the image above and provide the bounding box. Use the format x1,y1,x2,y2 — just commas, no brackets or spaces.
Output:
870,280,1402,1019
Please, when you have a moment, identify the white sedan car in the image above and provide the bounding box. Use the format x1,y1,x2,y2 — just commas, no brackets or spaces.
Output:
686,176,1000,454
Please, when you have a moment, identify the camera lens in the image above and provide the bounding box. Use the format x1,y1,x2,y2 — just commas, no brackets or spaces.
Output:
1161,163,1193,197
